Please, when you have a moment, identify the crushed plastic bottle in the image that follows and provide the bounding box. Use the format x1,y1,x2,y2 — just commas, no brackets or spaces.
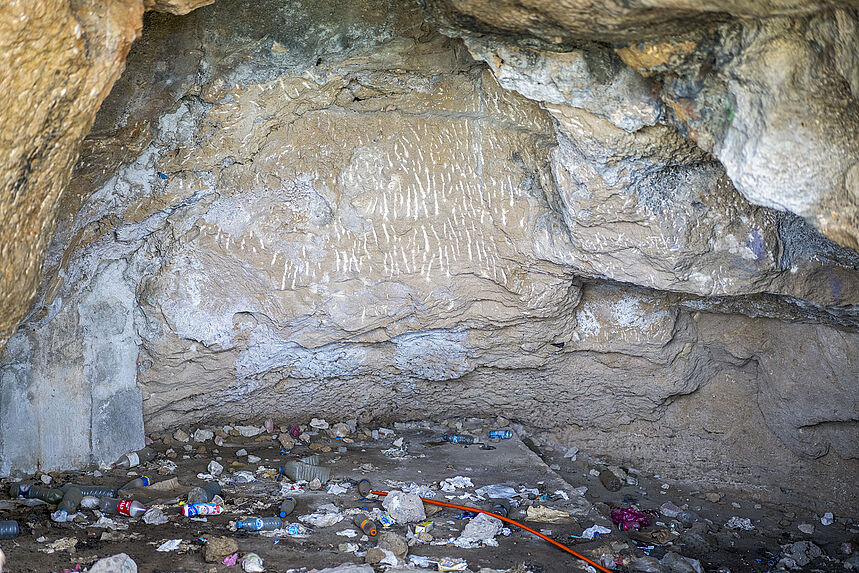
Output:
279,460,330,483
182,503,223,517
279,497,296,518
353,515,378,536
120,476,150,490
187,482,221,504
442,434,475,445
100,498,147,518
488,430,513,439
237,517,283,531
63,484,118,498
58,486,83,515
599,469,623,492
0,520,19,540
9,484,63,504
113,447,155,469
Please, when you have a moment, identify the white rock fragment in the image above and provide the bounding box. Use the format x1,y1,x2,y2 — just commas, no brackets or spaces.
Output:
207,460,224,476
236,426,263,437
382,490,426,523
310,418,329,430
193,428,214,442
821,512,834,526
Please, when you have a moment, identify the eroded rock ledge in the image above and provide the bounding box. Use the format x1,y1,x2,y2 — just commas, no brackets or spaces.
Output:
0,0,856,508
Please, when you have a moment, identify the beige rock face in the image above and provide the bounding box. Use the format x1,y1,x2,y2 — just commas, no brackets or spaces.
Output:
0,0,217,356
0,0,143,354
425,3,859,251
0,0,856,508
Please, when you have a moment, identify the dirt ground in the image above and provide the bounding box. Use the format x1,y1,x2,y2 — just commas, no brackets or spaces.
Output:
0,418,856,572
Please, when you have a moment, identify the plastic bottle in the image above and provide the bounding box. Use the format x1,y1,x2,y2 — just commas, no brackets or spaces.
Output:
187,482,221,504
113,447,155,469
279,497,296,518
599,469,623,492
488,430,513,439
61,484,117,499
9,484,64,504
442,434,474,445
353,515,378,536
100,498,147,518
237,517,282,531
58,486,83,514
491,500,511,518
181,503,223,517
357,479,372,497
120,476,150,490
0,520,19,540
279,461,330,483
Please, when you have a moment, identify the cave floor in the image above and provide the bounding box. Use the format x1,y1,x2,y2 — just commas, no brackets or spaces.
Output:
0,421,855,572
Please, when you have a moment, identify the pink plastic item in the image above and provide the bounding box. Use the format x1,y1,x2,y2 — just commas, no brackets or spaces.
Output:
610,507,651,531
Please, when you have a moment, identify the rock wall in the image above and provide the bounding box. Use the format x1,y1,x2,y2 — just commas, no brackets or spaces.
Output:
0,0,856,506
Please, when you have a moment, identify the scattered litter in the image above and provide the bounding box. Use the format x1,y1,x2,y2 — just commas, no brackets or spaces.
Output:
474,484,517,500
91,516,129,530
328,483,348,495
241,552,264,572
440,476,473,492
821,512,834,526
143,508,169,525
231,471,257,484
223,553,239,566
39,537,78,554
526,505,573,523
337,528,359,538
726,516,755,531
611,507,651,530
582,525,612,539
156,539,182,552
247,455,261,463
300,504,345,527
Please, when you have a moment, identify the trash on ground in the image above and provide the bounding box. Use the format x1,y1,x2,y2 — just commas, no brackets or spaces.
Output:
155,539,183,552
525,505,573,523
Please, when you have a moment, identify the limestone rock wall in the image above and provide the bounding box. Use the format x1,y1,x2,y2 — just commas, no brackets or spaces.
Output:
0,0,856,506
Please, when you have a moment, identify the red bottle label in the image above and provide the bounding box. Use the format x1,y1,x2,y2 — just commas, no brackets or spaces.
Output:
117,499,133,516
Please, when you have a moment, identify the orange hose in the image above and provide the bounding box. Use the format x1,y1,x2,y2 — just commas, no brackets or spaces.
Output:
371,490,613,573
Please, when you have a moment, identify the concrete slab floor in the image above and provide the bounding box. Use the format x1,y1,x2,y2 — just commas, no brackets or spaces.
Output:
0,419,856,572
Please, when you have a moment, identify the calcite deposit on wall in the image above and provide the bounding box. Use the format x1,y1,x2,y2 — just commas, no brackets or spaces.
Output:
0,0,856,507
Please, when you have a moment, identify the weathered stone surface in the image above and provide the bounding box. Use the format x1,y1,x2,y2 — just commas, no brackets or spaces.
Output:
0,0,856,509
544,104,859,306
425,4,859,250
420,0,859,42
0,0,218,356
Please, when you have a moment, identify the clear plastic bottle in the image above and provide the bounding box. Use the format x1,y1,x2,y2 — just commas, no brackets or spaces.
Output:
442,434,474,445
120,476,150,490
237,517,282,531
488,430,513,439
61,484,117,499
353,515,378,536
58,486,83,514
100,498,147,518
279,497,296,518
9,484,64,504
0,520,19,540
113,447,155,469
187,481,221,504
